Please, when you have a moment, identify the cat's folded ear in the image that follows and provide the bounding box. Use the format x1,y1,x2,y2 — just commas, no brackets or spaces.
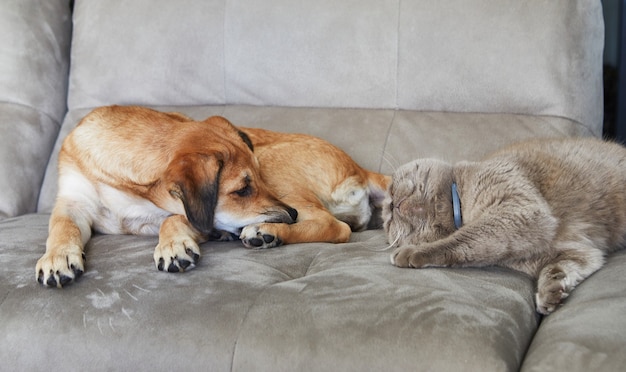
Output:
166,153,223,234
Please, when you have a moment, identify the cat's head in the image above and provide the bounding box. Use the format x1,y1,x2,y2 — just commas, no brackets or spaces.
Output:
383,159,457,247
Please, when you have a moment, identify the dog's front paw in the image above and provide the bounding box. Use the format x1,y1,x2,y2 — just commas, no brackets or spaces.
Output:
36,245,85,288
154,235,200,273
240,224,282,249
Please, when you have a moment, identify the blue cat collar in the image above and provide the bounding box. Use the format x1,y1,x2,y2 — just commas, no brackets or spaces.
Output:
451,182,462,229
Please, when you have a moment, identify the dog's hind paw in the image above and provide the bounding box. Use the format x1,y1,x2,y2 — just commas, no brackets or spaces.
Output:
208,229,238,242
36,246,85,288
154,236,201,273
240,225,282,249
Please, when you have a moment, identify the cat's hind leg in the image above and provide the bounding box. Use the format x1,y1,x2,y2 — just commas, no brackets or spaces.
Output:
535,239,605,314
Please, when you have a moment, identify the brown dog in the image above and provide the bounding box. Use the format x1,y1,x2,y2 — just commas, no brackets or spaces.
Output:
36,105,390,287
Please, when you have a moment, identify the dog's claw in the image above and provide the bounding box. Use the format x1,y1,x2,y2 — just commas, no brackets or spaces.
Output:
37,268,80,288
185,248,200,263
167,262,180,273
59,274,73,287
156,253,198,273
70,264,84,278
46,274,58,288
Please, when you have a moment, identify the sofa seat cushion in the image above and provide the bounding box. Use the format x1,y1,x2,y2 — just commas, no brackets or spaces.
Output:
521,250,626,372
1,213,539,370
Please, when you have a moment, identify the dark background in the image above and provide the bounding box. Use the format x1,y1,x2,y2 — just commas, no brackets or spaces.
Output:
602,0,626,143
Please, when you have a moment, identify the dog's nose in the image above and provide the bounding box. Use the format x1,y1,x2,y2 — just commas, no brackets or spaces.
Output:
287,207,298,222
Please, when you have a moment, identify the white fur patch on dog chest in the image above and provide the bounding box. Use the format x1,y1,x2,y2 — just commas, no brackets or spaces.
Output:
93,183,170,236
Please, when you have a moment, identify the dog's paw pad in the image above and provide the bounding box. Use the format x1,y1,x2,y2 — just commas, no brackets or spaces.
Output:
154,238,201,273
246,234,279,247
240,225,282,249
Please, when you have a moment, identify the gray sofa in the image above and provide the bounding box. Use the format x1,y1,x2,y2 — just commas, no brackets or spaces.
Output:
1,0,624,371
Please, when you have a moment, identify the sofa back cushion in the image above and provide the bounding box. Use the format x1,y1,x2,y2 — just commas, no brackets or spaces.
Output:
68,0,604,133
0,0,71,218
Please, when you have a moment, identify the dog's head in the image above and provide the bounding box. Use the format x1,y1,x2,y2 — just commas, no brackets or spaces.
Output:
164,116,297,236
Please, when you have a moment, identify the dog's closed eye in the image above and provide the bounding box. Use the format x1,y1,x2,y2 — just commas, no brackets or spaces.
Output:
234,184,253,197
232,175,253,197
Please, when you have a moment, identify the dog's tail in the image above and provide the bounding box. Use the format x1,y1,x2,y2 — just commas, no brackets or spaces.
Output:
367,172,390,203
366,172,391,229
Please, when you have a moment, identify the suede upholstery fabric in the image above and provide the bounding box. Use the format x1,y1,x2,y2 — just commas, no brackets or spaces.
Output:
0,0,71,218
2,214,538,371
521,250,626,371
1,1,623,371
396,0,604,130
66,0,603,134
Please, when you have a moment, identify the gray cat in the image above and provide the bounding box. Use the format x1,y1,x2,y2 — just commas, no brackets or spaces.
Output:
383,137,626,314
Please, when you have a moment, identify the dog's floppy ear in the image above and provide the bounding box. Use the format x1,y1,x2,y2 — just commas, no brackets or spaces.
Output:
167,153,223,235
237,130,254,151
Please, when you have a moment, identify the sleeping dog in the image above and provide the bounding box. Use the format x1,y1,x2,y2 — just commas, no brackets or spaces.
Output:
37,105,390,287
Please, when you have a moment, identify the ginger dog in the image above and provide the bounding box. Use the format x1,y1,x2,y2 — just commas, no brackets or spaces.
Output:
37,105,390,287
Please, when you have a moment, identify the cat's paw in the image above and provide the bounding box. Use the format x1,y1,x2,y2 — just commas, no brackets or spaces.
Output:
391,246,428,268
536,266,570,315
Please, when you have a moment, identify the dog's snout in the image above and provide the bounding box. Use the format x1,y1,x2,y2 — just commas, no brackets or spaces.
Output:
287,207,298,223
